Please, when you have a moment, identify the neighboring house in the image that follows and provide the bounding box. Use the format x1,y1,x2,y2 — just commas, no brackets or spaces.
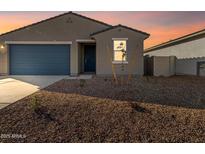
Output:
144,28,205,76
0,12,149,76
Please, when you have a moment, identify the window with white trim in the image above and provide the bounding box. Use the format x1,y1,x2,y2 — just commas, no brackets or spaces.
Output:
113,39,127,62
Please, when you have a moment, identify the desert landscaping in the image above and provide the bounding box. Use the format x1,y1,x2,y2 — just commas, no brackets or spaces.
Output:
0,76,205,142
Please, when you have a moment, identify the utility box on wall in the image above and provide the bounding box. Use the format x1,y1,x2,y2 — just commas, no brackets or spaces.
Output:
144,56,176,77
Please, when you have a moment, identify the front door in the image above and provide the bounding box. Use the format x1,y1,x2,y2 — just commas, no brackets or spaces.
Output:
84,45,96,73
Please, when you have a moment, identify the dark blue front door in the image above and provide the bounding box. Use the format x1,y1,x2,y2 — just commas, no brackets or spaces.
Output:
84,45,96,72
9,44,70,75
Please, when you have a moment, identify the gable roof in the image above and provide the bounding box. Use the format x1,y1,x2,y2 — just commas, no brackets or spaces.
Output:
71,12,112,27
90,24,150,38
145,28,205,53
0,11,112,38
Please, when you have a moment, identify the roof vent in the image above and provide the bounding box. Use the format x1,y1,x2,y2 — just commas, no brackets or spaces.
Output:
66,17,73,23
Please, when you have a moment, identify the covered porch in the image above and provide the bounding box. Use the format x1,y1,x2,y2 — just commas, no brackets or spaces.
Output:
77,40,96,74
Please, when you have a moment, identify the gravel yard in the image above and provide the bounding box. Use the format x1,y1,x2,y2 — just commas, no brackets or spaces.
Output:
0,76,205,142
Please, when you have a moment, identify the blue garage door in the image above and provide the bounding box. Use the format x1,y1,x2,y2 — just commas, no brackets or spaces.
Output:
9,44,70,75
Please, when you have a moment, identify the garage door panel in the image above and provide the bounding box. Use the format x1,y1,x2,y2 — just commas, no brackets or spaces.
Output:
9,44,70,75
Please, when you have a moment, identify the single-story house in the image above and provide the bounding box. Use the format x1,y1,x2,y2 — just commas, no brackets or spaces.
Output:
144,28,205,76
0,12,149,76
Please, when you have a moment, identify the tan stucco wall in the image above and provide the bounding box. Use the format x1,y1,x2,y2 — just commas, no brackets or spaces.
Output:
93,27,146,75
170,56,176,75
144,37,205,76
0,13,109,75
144,37,205,59
153,56,176,77
78,43,86,73
0,43,8,75
176,57,205,75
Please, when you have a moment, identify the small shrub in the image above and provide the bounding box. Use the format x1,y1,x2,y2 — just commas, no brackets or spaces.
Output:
30,96,55,121
30,96,41,112
130,103,150,113
197,95,202,104
171,114,176,120
104,78,108,82
145,76,150,82
79,79,86,87
196,94,205,105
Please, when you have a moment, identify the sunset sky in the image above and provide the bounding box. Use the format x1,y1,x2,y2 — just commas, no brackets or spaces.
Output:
1,11,205,49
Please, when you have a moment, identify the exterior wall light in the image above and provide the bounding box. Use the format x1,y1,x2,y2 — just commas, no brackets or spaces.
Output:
0,45,5,49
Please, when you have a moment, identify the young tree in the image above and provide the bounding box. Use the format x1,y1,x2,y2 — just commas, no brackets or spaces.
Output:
106,41,139,85
106,45,118,84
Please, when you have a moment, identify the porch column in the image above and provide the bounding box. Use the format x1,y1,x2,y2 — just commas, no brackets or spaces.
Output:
70,41,79,76
0,43,9,75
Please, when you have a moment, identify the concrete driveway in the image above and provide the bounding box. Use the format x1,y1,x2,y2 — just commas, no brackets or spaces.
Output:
0,76,67,109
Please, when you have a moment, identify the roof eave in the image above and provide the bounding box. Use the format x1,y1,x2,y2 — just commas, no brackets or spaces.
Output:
0,11,112,38
90,24,150,38
145,28,205,53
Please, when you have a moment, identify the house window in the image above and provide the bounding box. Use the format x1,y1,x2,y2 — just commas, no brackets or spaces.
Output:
113,39,128,63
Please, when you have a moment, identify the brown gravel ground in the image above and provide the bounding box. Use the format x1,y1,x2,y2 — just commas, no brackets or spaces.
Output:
0,76,205,143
